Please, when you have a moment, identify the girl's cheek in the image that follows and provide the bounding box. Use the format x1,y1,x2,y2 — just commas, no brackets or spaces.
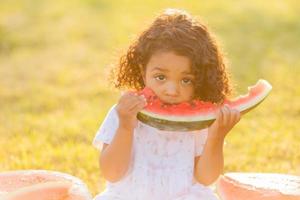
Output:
151,78,162,86
186,86,195,101
144,79,159,90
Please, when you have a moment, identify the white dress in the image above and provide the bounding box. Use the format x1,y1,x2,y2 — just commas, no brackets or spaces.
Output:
92,105,219,200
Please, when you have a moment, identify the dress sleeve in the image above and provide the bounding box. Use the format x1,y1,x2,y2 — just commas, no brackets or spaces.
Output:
92,104,119,151
194,128,208,156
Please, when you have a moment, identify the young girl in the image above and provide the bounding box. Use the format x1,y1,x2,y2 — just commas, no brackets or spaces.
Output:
93,8,241,200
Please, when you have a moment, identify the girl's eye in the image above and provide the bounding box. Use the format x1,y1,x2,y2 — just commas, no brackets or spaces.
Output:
155,75,166,81
182,78,193,85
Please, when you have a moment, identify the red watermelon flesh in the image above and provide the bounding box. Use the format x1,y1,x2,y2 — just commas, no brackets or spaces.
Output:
2,182,71,200
216,173,300,200
0,170,92,200
137,79,272,131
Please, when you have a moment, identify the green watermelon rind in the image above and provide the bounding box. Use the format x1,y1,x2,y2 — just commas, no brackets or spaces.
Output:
137,79,272,131
137,113,215,132
137,96,268,132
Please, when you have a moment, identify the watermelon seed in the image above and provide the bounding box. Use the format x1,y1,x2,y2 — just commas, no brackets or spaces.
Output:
190,101,196,108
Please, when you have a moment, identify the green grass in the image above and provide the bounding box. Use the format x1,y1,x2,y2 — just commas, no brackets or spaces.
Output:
1,0,299,196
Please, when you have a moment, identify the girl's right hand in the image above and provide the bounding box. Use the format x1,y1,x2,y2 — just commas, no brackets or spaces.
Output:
116,91,147,130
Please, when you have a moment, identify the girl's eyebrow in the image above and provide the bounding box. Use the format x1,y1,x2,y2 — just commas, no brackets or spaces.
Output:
151,67,168,72
182,71,194,75
152,66,194,76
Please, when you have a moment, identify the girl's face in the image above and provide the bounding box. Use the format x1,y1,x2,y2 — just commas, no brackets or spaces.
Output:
143,51,195,104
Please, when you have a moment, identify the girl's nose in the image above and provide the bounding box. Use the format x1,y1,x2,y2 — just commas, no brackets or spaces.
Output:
165,83,179,96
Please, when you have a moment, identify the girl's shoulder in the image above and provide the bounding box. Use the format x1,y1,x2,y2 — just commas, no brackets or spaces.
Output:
104,104,118,119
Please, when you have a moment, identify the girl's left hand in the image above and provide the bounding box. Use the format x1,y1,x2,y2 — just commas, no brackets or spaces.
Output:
208,104,241,140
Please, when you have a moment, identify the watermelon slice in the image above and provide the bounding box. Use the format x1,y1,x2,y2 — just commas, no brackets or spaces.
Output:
216,172,300,200
137,79,272,131
2,181,71,200
0,170,92,200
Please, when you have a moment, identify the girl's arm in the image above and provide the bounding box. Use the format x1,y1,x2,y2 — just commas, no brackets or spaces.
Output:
99,125,135,182
99,92,146,183
194,136,225,186
194,105,241,185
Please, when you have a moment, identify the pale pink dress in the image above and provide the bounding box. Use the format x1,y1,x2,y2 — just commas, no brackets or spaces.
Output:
92,105,219,200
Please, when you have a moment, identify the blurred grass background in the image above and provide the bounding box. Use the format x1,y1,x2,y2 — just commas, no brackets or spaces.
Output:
0,0,299,196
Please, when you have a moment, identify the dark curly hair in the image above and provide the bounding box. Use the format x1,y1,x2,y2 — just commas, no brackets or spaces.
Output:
110,8,232,104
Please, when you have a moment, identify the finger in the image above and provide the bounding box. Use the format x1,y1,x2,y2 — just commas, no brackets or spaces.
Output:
129,95,147,109
233,109,241,123
130,102,146,116
119,92,131,104
137,94,147,104
135,95,147,107
216,106,223,124
136,101,147,111
222,105,230,126
128,99,145,111
226,105,235,125
120,92,142,105
120,91,133,97
227,105,237,125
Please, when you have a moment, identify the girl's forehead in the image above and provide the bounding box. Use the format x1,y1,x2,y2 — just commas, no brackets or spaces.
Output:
146,51,192,71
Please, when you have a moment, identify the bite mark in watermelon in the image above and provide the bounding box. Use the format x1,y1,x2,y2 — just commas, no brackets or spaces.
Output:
137,79,272,131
